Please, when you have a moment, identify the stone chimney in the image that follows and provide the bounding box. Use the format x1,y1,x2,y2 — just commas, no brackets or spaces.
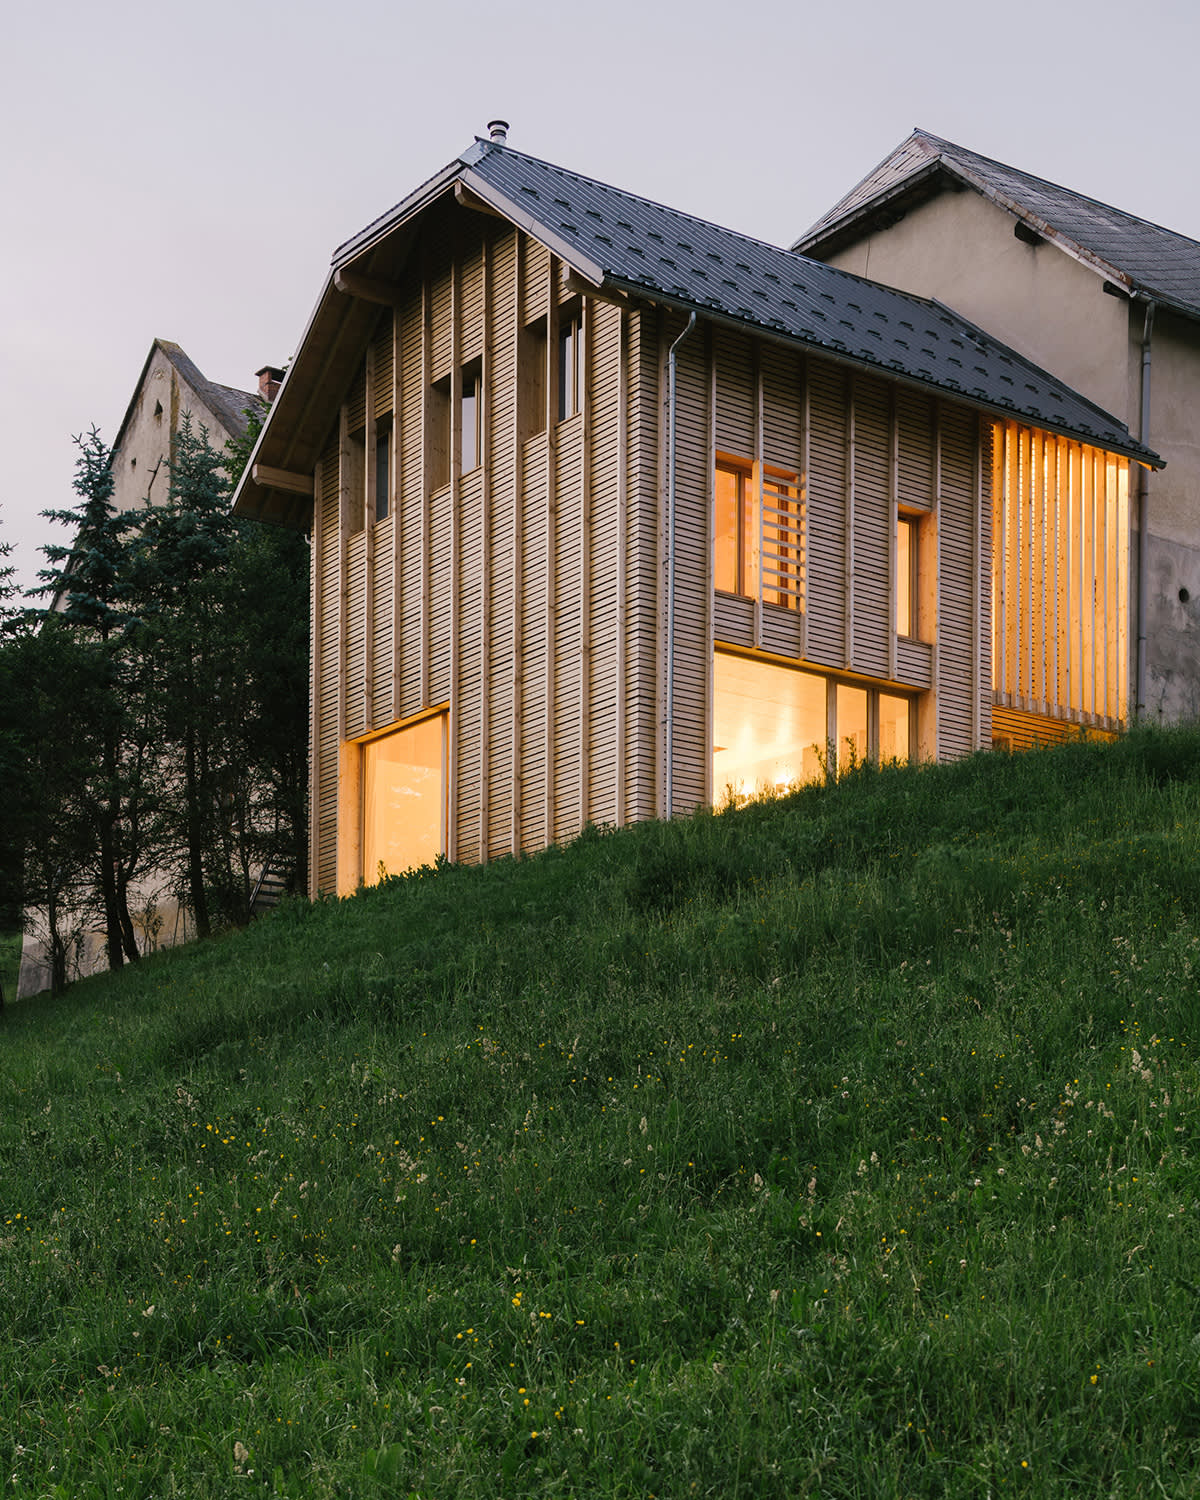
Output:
257,365,285,403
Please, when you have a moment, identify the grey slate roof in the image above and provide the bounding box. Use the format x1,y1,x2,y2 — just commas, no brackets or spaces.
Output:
445,141,1154,462
113,339,262,463
156,341,262,439
239,136,1160,530
794,129,1200,323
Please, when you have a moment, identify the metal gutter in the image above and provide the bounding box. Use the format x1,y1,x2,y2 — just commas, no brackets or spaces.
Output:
597,274,1162,470
1136,297,1155,718
665,311,697,820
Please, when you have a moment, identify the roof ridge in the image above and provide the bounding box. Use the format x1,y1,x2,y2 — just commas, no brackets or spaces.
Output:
917,131,1199,248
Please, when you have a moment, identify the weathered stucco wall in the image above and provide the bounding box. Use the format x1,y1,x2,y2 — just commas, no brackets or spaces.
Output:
110,345,244,516
821,190,1133,426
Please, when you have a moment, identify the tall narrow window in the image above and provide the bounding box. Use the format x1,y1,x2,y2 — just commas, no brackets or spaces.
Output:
878,692,912,764
346,426,366,534
715,461,756,597
557,302,583,421
428,377,450,490
461,359,482,473
897,511,919,637
374,414,392,522
836,684,868,774
714,458,803,608
519,318,547,442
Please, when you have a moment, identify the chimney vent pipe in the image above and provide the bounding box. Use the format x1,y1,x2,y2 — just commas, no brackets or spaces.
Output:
487,119,509,143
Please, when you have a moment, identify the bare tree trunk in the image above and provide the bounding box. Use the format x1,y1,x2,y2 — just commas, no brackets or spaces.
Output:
183,723,210,940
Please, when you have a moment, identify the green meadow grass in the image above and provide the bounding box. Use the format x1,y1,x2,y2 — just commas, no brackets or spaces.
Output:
3,727,1200,1498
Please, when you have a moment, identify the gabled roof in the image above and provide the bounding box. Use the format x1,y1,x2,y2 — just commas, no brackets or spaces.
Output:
235,138,1159,527
793,129,1200,323
113,339,261,459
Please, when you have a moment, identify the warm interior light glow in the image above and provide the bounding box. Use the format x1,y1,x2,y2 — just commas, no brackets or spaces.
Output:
713,652,826,802
896,513,915,636
714,463,756,596
878,692,911,763
362,716,445,881
835,684,868,773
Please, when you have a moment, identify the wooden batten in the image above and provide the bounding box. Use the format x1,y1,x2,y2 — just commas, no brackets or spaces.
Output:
510,235,525,857
990,419,1128,738
615,304,629,827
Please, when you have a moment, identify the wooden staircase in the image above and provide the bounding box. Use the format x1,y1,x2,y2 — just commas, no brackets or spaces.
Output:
249,865,288,918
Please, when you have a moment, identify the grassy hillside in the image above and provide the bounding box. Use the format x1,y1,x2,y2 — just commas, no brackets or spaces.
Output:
3,728,1200,1498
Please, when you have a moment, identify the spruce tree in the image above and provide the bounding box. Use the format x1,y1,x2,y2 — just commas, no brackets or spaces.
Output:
36,429,142,970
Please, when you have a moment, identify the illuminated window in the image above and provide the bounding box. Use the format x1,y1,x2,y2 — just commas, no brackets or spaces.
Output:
836,683,868,773
362,715,445,881
713,651,912,802
714,458,803,608
713,652,826,801
878,692,912,764
897,511,918,637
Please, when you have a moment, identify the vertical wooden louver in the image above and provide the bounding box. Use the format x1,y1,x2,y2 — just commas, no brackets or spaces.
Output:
991,421,1128,733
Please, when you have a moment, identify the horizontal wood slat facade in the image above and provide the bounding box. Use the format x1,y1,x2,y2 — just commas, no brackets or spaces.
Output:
304,210,1124,895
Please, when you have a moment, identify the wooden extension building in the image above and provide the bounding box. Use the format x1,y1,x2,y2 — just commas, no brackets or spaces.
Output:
233,126,1160,896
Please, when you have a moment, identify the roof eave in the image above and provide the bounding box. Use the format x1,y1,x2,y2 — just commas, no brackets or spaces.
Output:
791,158,947,255
599,275,1161,469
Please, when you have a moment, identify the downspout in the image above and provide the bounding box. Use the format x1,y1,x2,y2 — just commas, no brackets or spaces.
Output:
1135,297,1155,719
665,310,698,819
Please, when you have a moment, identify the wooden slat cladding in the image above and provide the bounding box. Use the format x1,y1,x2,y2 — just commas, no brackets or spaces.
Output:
308,214,1024,896
993,704,1116,751
991,421,1128,733
371,315,394,419
936,403,984,761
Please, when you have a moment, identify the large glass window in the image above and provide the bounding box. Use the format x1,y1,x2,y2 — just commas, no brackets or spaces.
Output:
713,653,827,802
713,652,913,802
362,715,445,881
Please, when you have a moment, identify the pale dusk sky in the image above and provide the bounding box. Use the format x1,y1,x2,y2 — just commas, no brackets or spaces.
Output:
4,0,1199,593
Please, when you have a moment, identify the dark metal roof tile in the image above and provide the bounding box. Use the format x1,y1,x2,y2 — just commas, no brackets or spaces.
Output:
462,141,1159,463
